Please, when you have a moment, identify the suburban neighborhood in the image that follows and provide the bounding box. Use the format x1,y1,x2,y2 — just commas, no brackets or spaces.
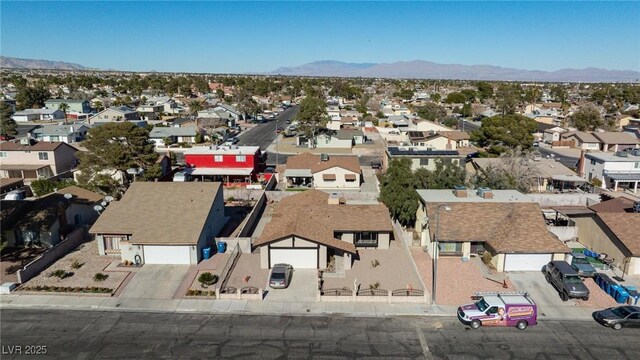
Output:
1,1,640,358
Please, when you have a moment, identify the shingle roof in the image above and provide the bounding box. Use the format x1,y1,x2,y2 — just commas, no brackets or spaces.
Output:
60,186,103,204
589,197,637,213
597,213,640,256
438,131,470,141
255,190,393,253
426,202,568,254
285,152,361,174
89,182,222,245
591,132,640,145
563,131,599,143
0,141,73,152
149,127,197,138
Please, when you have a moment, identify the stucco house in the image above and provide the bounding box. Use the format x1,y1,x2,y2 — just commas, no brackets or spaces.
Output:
584,149,640,193
254,190,393,269
416,188,569,272
88,106,140,124
90,182,225,265
149,126,199,147
30,124,90,144
0,141,78,181
562,131,600,150
283,152,361,189
385,147,464,172
12,109,65,122
45,99,92,114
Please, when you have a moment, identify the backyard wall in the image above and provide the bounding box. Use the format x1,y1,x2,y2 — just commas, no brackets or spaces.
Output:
238,192,267,238
547,225,578,241
527,193,600,207
16,227,87,284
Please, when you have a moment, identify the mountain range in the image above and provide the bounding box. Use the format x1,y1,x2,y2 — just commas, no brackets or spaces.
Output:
0,56,89,71
270,60,640,82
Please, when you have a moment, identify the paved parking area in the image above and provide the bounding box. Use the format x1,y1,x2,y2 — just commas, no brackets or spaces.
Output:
120,265,190,299
263,269,318,302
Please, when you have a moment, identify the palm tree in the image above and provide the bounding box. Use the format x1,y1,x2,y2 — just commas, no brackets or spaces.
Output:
58,102,70,125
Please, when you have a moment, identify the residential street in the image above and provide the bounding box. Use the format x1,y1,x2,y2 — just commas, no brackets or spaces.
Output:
1,309,638,359
238,105,299,165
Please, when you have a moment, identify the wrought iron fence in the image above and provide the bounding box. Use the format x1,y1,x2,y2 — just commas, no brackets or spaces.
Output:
357,288,388,296
320,288,353,296
220,286,237,294
240,286,260,294
219,243,240,288
392,289,424,297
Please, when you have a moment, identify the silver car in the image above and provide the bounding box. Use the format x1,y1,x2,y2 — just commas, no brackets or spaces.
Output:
269,263,293,289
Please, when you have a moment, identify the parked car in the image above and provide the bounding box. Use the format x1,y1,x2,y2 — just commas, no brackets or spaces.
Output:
457,292,537,330
544,261,590,301
269,263,293,289
277,127,284,133
4,189,26,200
568,252,597,277
593,306,640,330
285,120,291,124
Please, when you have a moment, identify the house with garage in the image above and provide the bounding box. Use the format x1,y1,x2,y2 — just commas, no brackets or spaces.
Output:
415,188,569,272
254,190,393,269
283,152,361,189
12,109,65,123
45,99,92,114
557,198,640,275
30,124,90,144
591,132,640,152
561,131,601,151
90,182,225,265
88,106,140,125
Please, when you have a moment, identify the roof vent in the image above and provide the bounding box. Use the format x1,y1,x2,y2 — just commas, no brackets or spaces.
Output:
477,187,494,199
631,149,640,156
615,151,629,157
453,185,467,198
328,192,345,205
320,153,329,162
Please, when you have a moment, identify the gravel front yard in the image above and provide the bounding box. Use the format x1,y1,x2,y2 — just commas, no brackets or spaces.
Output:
577,277,621,308
19,240,127,294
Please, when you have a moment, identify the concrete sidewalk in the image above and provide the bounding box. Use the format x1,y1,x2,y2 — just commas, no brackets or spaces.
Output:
0,293,597,321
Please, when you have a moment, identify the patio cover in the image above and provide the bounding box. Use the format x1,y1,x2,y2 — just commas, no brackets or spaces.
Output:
190,168,254,176
607,173,640,181
283,169,313,177
551,175,588,183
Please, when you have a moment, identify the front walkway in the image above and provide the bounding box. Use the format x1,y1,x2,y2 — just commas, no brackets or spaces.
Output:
263,269,319,303
119,265,190,299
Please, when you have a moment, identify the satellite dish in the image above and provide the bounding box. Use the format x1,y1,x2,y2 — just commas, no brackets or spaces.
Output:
126,168,139,175
93,205,103,212
63,193,73,200
101,201,107,207
104,196,114,202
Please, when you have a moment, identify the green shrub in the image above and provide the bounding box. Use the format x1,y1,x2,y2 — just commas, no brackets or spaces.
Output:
198,272,218,288
49,269,69,279
371,259,380,268
93,273,109,282
369,282,381,289
71,260,84,269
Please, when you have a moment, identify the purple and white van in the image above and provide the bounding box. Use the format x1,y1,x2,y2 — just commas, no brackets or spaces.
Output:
457,292,538,330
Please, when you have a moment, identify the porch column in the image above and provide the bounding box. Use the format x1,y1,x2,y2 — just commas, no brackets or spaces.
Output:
614,180,618,191
634,181,638,193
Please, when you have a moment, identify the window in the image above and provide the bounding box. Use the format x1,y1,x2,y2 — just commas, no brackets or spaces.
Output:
38,152,48,160
635,162,640,169
590,159,596,166
0,151,6,158
439,242,462,254
236,155,246,162
419,158,429,166
354,232,378,247
214,155,223,162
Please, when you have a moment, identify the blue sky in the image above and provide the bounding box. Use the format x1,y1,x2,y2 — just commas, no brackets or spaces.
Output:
2,1,639,73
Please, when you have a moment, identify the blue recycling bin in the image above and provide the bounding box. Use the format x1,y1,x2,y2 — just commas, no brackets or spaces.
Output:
599,275,616,295
615,287,630,304
608,283,621,297
202,247,211,260
217,241,227,254
625,287,640,305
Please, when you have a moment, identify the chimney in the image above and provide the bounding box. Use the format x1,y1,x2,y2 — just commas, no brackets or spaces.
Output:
328,193,344,205
453,185,467,198
477,187,493,199
576,150,586,177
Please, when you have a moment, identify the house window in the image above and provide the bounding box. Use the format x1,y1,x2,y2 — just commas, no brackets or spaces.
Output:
419,158,429,166
38,152,49,160
0,151,6,158
590,159,596,166
236,155,246,162
635,162,640,169
354,232,378,247
439,242,462,255
214,155,223,162
103,235,124,254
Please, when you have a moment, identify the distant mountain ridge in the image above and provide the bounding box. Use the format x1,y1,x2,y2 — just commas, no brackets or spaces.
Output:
270,60,640,82
0,56,90,70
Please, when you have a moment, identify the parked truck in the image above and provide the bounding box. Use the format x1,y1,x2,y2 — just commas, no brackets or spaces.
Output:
457,292,538,330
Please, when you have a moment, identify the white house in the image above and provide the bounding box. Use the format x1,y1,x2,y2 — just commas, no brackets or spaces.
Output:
12,109,65,122
31,124,90,144
284,152,361,189
585,149,640,193
149,127,199,148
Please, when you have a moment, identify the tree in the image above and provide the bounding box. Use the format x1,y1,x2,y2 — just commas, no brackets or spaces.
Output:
570,106,603,131
495,84,520,115
76,122,161,197
416,103,446,122
379,158,419,226
58,102,70,125
414,160,466,189
472,149,540,193
296,95,328,148
550,85,568,105
30,179,74,197
442,117,459,129
0,102,17,137
460,103,472,118
216,88,225,99
189,100,204,115
16,85,51,109
471,114,537,155
461,89,477,103
394,89,414,100
445,92,466,104
430,93,441,102
477,82,493,100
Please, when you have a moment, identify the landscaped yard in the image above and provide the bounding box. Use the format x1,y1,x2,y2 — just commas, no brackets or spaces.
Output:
225,253,269,290
18,240,128,295
1,247,47,283
322,241,424,293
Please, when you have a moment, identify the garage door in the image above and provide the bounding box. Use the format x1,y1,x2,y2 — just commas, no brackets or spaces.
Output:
504,254,551,272
144,245,191,265
270,248,317,269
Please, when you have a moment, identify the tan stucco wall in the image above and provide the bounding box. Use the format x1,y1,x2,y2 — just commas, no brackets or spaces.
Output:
491,253,505,272
313,167,360,189
260,246,268,269
378,233,390,249
120,241,144,263
552,253,566,261
319,245,327,269
628,257,640,275
462,242,471,258
572,216,627,271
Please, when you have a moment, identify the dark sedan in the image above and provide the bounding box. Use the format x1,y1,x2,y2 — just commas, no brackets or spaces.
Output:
593,306,640,330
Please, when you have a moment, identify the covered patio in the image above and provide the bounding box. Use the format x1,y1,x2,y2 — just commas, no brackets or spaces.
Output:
550,174,590,192
283,168,313,188
0,164,53,180
606,173,640,193
188,167,255,186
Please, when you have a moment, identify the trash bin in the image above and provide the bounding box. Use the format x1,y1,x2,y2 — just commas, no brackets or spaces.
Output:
615,287,630,304
599,274,616,294
217,241,227,254
624,287,640,305
608,283,621,297
202,247,211,260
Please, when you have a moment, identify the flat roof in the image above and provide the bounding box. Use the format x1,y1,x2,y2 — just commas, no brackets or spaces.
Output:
185,145,260,156
417,189,532,203
586,152,640,162
189,168,254,176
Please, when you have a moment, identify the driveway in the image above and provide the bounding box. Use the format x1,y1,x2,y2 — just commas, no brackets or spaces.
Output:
263,269,318,302
120,265,190,299
509,271,583,318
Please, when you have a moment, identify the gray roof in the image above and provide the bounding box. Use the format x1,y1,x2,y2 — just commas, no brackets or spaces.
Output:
149,127,196,138
45,99,88,104
472,157,578,178
417,189,532,203
336,129,364,140
585,151,640,162
591,132,640,145
562,131,599,143
214,104,241,115
14,108,62,116
31,124,89,136
107,106,137,114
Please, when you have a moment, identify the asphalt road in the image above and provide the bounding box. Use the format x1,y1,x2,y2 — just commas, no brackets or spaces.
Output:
2,309,638,359
536,146,579,169
238,106,299,151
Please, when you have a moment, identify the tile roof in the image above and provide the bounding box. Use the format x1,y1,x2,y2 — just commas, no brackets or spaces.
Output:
89,182,222,245
255,190,393,253
285,152,361,174
597,213,640,256
425,202,568,254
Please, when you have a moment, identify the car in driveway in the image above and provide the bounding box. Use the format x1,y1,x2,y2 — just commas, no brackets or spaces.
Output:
568,252,597,277
593,306,640,330
544,261,590,301
269,263,293,289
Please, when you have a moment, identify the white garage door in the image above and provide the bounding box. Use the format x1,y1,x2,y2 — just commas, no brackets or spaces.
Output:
504,254,552,272
144,245,191,265
270,248,317,269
